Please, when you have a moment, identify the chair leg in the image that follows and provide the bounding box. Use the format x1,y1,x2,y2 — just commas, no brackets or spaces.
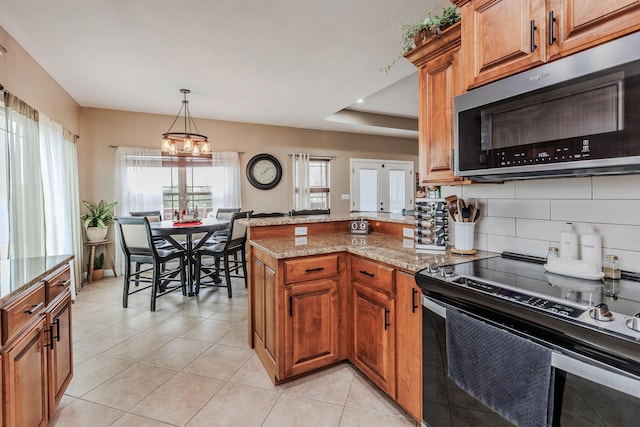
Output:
224,255,232,298
134,262,141,286
194,252,202,295
123,261,131,308
241,246,248,288
151,261,159,312
180,256,187,296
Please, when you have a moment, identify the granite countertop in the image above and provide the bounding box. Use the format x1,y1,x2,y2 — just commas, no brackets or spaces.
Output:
245,212,415,227
0,255,74,305
250,232,497,273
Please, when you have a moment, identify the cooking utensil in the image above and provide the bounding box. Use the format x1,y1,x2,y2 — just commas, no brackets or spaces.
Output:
473,207,481,222
448,203,457,221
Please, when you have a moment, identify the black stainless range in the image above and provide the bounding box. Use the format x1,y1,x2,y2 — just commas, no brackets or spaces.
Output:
415,252,640,427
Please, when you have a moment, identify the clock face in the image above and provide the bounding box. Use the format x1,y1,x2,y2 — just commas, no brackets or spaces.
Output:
246,154,282,190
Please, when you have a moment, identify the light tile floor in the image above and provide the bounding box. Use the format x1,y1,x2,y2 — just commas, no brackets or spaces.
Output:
51,275,418,426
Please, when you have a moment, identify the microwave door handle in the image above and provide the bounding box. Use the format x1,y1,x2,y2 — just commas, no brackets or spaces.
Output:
421,295,447,319
551,353,640,399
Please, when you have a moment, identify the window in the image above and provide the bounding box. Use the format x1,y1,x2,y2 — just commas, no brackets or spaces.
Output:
308,159,330,210
0,97,7,259
293,154,331,210
115,149,241,220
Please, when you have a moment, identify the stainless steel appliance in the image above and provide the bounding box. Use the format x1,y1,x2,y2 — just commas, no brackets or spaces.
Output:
415,252,640,426
454,31,640,182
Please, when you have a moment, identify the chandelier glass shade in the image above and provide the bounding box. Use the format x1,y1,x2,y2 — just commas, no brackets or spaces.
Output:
161,89,211,156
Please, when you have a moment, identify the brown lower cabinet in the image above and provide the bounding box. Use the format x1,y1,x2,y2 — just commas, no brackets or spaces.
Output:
1,262,73,426
249,248,422,421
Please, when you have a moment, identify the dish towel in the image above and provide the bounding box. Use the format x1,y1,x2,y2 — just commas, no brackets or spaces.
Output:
446,309,555,427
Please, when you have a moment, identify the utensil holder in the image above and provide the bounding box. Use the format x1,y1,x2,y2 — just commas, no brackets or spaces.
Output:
454,222,476,251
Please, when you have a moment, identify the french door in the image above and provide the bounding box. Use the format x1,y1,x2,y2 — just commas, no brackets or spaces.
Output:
350,159,414,213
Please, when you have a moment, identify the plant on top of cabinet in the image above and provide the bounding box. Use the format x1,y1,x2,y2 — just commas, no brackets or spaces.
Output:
81,199,117,242
382,5,461,73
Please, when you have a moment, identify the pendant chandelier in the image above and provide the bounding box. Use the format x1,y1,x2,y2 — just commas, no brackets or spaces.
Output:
161,89,211,156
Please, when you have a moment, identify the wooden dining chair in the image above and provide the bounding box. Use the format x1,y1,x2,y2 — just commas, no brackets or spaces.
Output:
194,211,252,298
115,216,187,311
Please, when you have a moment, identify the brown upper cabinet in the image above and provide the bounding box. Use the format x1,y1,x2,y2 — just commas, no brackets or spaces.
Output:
405,22,466,184
457,0,640,89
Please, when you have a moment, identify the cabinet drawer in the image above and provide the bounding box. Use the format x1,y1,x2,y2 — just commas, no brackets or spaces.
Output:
45,264,71,303
284,255,339,284
351,257,394,296
1,282,46,345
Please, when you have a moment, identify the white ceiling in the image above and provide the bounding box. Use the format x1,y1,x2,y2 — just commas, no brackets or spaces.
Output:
0,0,448,139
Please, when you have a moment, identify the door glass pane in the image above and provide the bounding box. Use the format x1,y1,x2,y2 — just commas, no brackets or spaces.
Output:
389,169,406,213
359,169,378,211
0,102,7,259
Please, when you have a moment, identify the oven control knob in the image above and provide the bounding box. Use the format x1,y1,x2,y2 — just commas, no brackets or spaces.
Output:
441,266,454,278
626,312,640,332
589,303,613,322
428,263,440,274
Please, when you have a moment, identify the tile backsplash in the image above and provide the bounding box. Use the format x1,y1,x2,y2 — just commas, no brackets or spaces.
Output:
442,174,640,272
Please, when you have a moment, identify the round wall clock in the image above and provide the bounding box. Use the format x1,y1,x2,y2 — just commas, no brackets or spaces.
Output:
246,153,283,190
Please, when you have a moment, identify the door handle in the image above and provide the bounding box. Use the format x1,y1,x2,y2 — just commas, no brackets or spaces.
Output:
44,325,55,350
530,20,537,52
548,11,556,45
384,308,391,330
412,288,419,313
289,296,293,317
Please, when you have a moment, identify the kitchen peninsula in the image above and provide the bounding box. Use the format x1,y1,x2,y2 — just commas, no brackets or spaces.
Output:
245,213,495,421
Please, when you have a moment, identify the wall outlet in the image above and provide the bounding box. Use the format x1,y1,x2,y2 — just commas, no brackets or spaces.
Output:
295,236,308,246
341,194,350,200
403,227,415,239
295,226,308,236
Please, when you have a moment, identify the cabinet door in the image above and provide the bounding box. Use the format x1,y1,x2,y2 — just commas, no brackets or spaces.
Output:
284,278,339,376
2,318,48,427
462,0,546,89
395,272,422,421
547,0,640,60
46,291,73,417
252,257,278,367
420,50,465,183
352,281,396,396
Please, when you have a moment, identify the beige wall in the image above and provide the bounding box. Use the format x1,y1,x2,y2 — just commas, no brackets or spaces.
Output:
79,108,418,214
0,26,80,133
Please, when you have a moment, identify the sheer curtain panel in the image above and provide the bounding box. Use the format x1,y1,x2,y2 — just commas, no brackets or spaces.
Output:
212,151,241,208
292,153,311,210
5,92,45,259
39,113,83,290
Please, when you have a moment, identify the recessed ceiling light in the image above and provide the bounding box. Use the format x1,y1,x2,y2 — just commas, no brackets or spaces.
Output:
356,99,364,104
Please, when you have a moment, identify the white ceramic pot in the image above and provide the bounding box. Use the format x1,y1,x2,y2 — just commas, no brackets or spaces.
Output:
86,226,108,242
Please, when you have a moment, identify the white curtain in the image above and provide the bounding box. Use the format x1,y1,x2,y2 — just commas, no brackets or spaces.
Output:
114,146,163,218
39,113,83,292
211,151,241,208
292,153,310,210
5,93,45,259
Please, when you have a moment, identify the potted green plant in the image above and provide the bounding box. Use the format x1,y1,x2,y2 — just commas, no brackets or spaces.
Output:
91,252,105,281
81,200,118,242
382,5,461,73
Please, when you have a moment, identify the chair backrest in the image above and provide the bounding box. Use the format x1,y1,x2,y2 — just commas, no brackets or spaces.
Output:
290,208,330,216
250,212,288,218
115,216,155,257
225,211,253,249
216,207,241,220
130,210,162,222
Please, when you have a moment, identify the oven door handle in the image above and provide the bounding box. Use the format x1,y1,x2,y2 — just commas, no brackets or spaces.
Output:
422,294,447,318
421,295,640,399
551,352,640,399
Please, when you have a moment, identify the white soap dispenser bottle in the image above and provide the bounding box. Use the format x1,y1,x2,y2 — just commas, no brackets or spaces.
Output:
559,222,578,259
581,224,603,270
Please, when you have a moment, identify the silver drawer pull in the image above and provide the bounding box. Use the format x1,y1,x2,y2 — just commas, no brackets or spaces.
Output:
24,302,44,314
56,279,71,287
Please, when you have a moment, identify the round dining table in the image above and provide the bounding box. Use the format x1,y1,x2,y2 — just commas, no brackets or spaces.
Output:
150,217,229,295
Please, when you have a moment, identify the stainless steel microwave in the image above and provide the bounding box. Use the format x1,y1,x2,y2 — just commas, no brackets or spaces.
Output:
454,31,640,182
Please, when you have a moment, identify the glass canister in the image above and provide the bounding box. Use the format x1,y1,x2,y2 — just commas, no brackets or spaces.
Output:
547,246,559,262
603,255,621,279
